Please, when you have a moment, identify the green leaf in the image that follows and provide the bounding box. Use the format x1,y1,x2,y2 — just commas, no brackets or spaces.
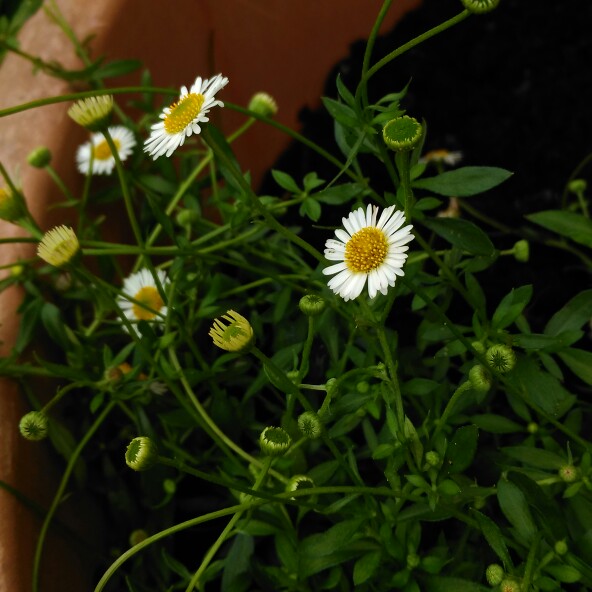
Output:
299,197,321,221
502,446,565,470
527,210,592,248
271,169,300,194
423,575,490,592
469,414,522,434
496,478,537,544
473,510,513,569
558,348,592,385
514,331,583,352
491,285,533,330
423,217,495,256
322,96,359,128
40,302,73,351
544,565,581,584
412,166,513,197
353,551,381,585
336,74,355,107
315,182,364,205
93,58,141,80
445,425,479,474
545,289,592,336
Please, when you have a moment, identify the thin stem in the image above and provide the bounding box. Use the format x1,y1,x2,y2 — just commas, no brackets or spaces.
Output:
376,324,405,431
432,381,472,441
33,401,116,592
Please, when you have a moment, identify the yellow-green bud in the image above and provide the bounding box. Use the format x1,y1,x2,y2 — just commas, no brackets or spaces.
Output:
383,116,422,152
513,239,529,263
485,564,504,586
163,478,176,495
559,464,580,483
37,225,80,268
499,578,520,592
259,426,291,457
469,364,492,393
297,411,323,439
19,411,49,441
425,451,441,468
286,370,300,384
286,475,315,499
325,377,339,398
129,529,148,546
248,92,278,117
568,178,587,194
125,436,159,471
554,540,568,556
209,310,254,353
67,95,113,131
175,208,200,228
461,0,500,14
27,146,52,168
10,264,24,277
0,187,25,222
356,381,370,394
406,553,420,570
527,422,539,434
299,294,326,317
486,344,516,374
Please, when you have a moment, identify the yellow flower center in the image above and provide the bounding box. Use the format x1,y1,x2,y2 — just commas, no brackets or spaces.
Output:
132,286,164,320
93,138,120,161
164,93,205,134
345,227,388,273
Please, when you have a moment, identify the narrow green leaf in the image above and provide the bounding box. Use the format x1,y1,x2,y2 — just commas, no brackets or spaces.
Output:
473,510,513,569
321,96,359,128
335,74,355,107
446,425,479,474
491,285,533,330
353,551,381,585
271,169,301,194
423,575,490,591
558,348,592,385
545,289,592,336
469,414,522,434
502,446,565,470
527,210,592,248
497,478,537,544
412,166,513,197
423,217,495,256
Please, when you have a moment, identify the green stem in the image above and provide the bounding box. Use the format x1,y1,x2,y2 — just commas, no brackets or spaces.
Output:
376,324,405,431
396,151,414,220
297,316,316,382
33,401,116,592
432,381,472,441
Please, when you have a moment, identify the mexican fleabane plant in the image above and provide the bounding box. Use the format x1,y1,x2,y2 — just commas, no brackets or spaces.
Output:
1,1,592,592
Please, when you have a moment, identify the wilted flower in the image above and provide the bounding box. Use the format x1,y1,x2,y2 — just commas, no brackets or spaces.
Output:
37,226,80,267
209,310,254,352
67,95,113,131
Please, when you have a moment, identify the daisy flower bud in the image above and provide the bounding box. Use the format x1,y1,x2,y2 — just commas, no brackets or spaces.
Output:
299,294,326,317
568,179,587,194
558,464,580,483
499,579,520,592
259,426,291,457
144,73,228,159
406,553,420,570
286,475,315,499
37,225,80,267
554,540,568,556
485,564,504,586
129,529,148,546
125,436,159,471
19,411,49,441
382,115,422,152
248,92,278,117
67,95,114,131
461,0,500,13
0,186,25,222
209,310,254,353
27,146,52,168
175,208,200,228
469,364,492,393
425,450,441,468
297,411,323,439
512,239,529,263
322,203,414,301
527,422,539,434
76,126,136,176
486,344,516,374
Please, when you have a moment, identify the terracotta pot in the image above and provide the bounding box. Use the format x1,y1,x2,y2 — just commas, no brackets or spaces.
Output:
0,1,421,589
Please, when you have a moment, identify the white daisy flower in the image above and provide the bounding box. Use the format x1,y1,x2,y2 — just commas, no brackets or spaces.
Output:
419,149,463,166
117,269,169,332
144,73,229,160
322,204,414,301
76,126,136,175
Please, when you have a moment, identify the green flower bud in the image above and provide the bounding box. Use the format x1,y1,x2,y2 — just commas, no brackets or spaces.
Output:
129,529,148,546
163,478,176,495
299,294,326,317
259,426,291,457
125,436,159,471
10,264,24,277
325,377,339,398
175,208,200,228
248,92,278,117
356,381,370,394
499,578,520,592
297,411,323,439
27,146,52,168
567,179,587,194
286,475,315,499
383,115,422,152
554,539,568,556
486,344,516,374
527,422,539,434
460,0,500,14
67,95,113,131
558,464,580,483
0,186,25,222
19,411,49,441
286,370,300,384
425,450,441,468
469,364,492,393
485,564,504,586
209,310,254,353
513,239,529,263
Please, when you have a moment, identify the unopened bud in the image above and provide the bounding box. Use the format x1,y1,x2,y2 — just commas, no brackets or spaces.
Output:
486,344,516,374
259,426,291,457
485,564,504,586
297,411,323,439
27,147,52,168
129,529,148,546
469,364,492,393
513,239,529,263
383,116,422,152
425,451,441,467
554,540,568,556
299,294,326,317
286,475,315,499
568,179,587,194
248,92,278,117
19,411,49,441
125,436,159,471
559,464,580,483
460,0,500,14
